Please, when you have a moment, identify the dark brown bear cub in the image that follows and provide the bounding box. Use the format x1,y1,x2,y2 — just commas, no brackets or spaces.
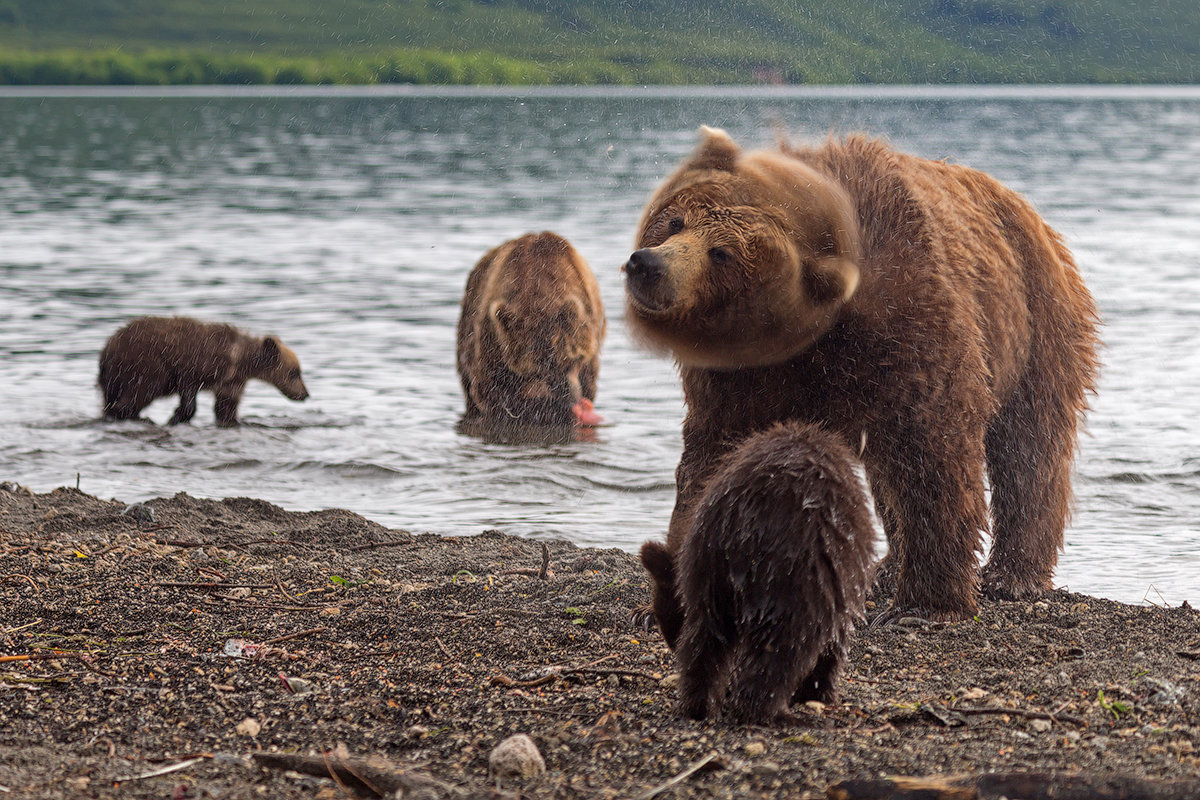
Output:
457,232,605,434
668,421,876,724
100,316,308,426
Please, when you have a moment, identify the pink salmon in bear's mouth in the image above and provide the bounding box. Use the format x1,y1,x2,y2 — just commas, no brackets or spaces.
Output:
572,397,604,427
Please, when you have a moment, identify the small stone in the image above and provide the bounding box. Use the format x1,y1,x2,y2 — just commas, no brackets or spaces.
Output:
1070,602,1089,614
1031,718,1052,733
744,741,766,757
803,701,826,715
488,733,545,782
750,761,782,776
660,673,680,689
319,606,342,617
281,676,316,694
236,717,261,737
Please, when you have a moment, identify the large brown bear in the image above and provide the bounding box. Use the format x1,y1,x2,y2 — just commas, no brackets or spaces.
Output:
629,128,1099,636
457,232,605,433
673,421,876,724
100,316,309,426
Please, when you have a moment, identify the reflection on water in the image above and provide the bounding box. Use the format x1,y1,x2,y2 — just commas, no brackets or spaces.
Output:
1,86,1199,605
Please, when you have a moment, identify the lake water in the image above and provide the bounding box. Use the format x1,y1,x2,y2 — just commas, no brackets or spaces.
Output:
1,85,1198,606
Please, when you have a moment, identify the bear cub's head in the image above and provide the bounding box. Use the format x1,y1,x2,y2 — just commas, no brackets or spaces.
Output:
624,126,861,369
249,336,309,402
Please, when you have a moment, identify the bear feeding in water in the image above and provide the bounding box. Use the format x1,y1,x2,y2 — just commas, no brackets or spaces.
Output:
627,127,1099,636
99,316,308,426
457,232,605,434
663,421,876,725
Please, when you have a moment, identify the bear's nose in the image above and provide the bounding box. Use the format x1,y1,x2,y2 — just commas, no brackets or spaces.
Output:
624,248,665,289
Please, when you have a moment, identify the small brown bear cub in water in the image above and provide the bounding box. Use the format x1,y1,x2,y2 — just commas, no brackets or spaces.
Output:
100,316,309,426
457,232,605,432
645,421,875,724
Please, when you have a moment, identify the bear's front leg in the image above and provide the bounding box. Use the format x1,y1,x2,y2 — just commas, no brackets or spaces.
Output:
213,392,242,427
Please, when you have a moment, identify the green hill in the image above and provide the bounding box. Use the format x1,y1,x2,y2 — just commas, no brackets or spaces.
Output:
0,0,1196,85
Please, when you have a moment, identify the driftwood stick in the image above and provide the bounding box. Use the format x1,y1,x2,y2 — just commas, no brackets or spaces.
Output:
251,751,460,798
826,772,1200,800
955,705,1086,726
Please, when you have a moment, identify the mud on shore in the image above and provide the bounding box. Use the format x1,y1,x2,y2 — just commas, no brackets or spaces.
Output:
2,486,1199,798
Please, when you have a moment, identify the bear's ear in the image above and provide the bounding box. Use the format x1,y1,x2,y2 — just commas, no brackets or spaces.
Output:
806,252,860,305
639,540,675,583
488,301,517,339
688,125,741,172
806,225,864,307
260,336,282,367
555,296,586,330
802,187,861,305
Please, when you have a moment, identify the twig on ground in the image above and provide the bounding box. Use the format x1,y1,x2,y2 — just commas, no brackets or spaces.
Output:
150,581,273,590
634,752,723,800
348,538,413,552
2,574,40,595
113,756,208,783
565,667,661,681
4,617,42,634
272,573,296,602
435,636,456,661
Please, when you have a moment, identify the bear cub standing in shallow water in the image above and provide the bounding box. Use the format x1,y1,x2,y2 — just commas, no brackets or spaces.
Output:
457,232,605,434
100,316,308,426
645,421,876,725
627,127,1099,633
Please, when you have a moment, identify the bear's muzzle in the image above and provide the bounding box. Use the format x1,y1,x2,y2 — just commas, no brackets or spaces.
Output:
623,248,675,313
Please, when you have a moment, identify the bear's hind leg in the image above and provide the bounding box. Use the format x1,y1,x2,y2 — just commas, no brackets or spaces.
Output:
102,381,156,421
675,615,727,720
983,381,1076,599
791,644,845,705
169,389,198,425
724,633,816,724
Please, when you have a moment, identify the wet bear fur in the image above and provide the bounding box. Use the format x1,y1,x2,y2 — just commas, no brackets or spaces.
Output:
99,316,308,426
457,232,605,431
674,421,876,724
629,128,1099,633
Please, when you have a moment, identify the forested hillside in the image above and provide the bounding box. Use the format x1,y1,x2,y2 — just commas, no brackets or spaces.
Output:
0,0,1195,84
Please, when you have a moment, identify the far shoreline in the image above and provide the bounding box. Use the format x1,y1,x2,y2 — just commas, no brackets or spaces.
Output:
3,83,1200,100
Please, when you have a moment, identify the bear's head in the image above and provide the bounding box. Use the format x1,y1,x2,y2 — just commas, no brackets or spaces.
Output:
251,336,309,402
624,126,861,369
486,233,603,423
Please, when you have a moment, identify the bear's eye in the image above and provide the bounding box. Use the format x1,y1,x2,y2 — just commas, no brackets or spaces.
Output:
666,217,684,235
708,247,733,266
